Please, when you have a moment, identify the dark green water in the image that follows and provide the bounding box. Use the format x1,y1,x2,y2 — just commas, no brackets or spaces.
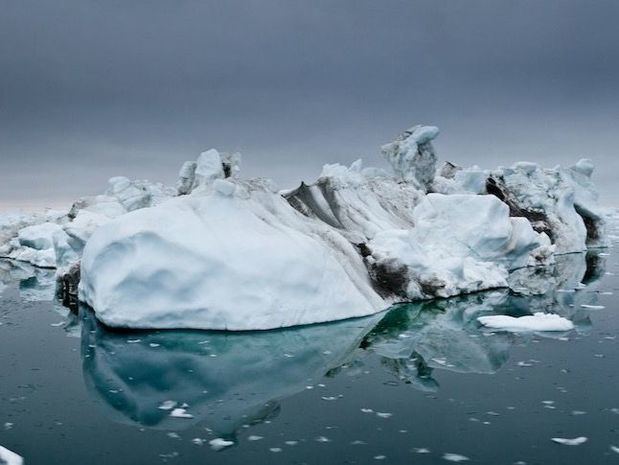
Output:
0,247,618,464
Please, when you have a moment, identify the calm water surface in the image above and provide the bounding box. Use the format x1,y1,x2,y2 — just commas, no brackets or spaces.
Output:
1,241,618,464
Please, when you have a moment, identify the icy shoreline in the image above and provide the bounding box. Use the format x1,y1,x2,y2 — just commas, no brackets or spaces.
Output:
0,124,612,330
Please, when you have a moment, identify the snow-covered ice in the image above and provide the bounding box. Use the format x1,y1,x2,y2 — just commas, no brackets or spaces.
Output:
478,313,575,332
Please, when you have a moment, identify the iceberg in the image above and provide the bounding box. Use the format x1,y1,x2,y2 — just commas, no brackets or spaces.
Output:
0,124,611,330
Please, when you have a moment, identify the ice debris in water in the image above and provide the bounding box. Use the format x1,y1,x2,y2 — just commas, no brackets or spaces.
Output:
209,438,234,451
551,437,588,446
477,313,574,332
158,400,177,410
442,452,470,462
169,408,193,419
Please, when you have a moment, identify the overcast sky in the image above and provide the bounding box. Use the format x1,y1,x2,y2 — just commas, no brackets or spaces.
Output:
1,0,618,210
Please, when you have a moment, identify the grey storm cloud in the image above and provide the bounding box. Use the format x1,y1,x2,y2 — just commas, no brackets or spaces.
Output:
1,0,618,208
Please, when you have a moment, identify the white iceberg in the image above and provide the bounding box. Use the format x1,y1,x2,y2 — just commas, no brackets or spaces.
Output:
1,123,611,331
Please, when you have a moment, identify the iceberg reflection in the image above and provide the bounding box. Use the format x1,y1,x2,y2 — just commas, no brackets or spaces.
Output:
80,309,382,436
358,250,607,388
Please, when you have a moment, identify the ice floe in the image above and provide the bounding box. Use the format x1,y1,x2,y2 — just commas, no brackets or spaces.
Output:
477,313,574,332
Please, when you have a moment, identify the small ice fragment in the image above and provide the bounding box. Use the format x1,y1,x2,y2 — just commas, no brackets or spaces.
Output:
285,441,298,446
247,435,263,441
315,436,330,443
191,438,205,446
50,322,64,327
170,408,193,419
518,361,533,367
167,432,180,439
580,304,605,309
149,343,161,348
3,423,13,430
269,448,282,453
361,408,374,413
611,445,619,454
321,396,338,401
127,339,141,344
351,440,366,445
571,411,587,415
158,400,177,410
542,401,554,405
376,412,392,418
374,455,386,460
0,445,23,465
414,448,430,454
209,438,234,451
443,452,469,462
551,437,587,446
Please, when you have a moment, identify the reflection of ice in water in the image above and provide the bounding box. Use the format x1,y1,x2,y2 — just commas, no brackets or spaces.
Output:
80,308,382,437
358,250,607,389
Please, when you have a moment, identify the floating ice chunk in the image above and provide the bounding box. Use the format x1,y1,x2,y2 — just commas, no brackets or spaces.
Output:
158,400,177,410
611,445,619,454
0,445,23,465
478,313,574,332
209,438,234,450
247,435,263,441
580,304,605,309
169,408,193,419
551,437,588,446
443,452,470,462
